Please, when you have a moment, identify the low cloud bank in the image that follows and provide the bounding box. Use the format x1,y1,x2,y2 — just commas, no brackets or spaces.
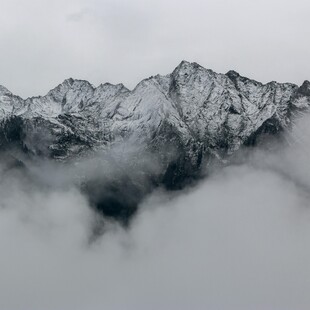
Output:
1,116,310,309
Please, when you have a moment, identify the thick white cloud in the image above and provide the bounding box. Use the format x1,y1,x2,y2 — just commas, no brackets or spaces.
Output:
0,0,309,98
1,116,310,309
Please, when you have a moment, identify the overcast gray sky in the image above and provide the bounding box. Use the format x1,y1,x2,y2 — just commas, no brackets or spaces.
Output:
1,0,310,98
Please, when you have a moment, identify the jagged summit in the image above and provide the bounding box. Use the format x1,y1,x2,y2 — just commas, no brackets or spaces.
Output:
0,85,12,95
298,80,310,96
0,60,309,166
48,78,94,94
97,82,128,90
226,70,240,78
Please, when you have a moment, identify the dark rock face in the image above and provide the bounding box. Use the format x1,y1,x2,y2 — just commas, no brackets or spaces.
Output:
297,80,310,97
82,175,148,225
0,116,26,152
0,61,310,220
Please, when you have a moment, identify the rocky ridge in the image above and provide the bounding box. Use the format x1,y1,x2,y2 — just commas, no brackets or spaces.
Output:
1,61,310,219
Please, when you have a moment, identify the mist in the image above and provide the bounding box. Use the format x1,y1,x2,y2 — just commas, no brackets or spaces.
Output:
1,116,310,309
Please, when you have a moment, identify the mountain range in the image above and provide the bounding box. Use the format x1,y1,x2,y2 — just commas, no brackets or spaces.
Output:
1,61,310,220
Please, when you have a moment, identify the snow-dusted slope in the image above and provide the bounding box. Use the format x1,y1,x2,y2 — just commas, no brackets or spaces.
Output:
1,61,310,182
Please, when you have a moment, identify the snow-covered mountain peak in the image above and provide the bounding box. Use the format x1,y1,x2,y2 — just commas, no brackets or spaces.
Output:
47,78,94,98
96,82,129,93
0,61,310,167
298,80,310,96
226,70,240,79
172,60,212,79
0,85,12,96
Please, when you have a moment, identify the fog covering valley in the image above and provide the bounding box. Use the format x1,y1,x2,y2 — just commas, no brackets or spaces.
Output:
1,0,310,308
1,114,310,310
